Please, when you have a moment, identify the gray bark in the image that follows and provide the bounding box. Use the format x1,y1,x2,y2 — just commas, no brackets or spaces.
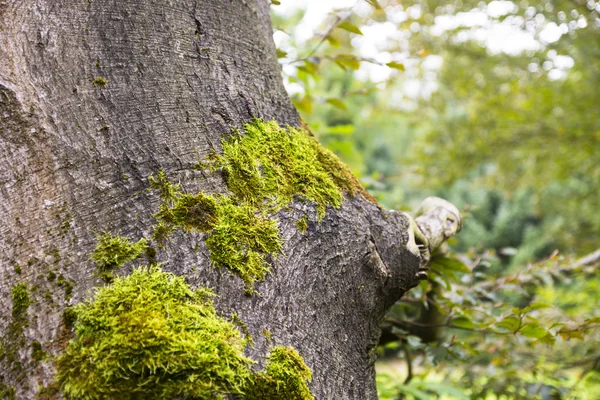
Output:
0,1,423,398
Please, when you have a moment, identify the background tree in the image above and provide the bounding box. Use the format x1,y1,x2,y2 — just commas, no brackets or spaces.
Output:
272,0,600,398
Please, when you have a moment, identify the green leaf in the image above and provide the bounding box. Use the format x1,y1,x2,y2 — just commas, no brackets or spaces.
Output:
406,335,423,348
326,124,354,135
496,316,520,332
538,334,556,346
585,316,600,324
431,257,471,274
337,21,363,35
397,385,431,400
520,325,548,339
326,35,341,48
275,49,287,59
270,0,281,4
365,0,383,10
522,302,552,313
297,60,318,76
292,97,313,114
558,328,585,341
326,98,347,110
452,316,475,329
334,56,360,70
386,61,405,71
420,382,469,400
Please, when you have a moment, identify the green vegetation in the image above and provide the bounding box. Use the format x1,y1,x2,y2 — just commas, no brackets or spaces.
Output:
91,232,148,276
296,215,309,233
208,119,372,216
151,119,368,290
11,283,29,322
247,346,314,400
56,266,313,400
91,77,107,87
30,341,46,363
0,283,30,380
56,266,254,399
0,380,16,400
272,0,600,397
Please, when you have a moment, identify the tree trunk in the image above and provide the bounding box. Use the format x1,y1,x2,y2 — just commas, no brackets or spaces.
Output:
0,1,422,398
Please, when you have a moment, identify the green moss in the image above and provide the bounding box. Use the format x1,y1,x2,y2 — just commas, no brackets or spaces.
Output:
211,119,348,218
47,271,57,281
246,346,314,400
56,266,254,399
205,198,281,290
56,275,74,301
62,307,77,329
296,215,309,233
55,266,313,400
150,120,370,290
30,341,46,362
91,77,107,87
262,329,272,344
231,312,254,346
36,382,60,400
0,380,16,400
11,283,30,321
1,283,30,378
151,175,282,290
154,192,219,232
91,232,148,273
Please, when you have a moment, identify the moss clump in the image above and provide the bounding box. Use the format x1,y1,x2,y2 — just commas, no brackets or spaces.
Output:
211,119,363,218
57,274,74,301
56,266,255,400
91,77,107,87
155,192,219,232
151,174,282,290
11,283,30,321
62,307,77,329
0,380,16,400
150,120,371,290
205,198,281,289
246,346,314,400
91,232,148,273
30,341,46,362
296,215,309,233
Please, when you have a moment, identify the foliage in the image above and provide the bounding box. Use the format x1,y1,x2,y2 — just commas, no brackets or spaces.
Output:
56,266,313,400
271,0,600,397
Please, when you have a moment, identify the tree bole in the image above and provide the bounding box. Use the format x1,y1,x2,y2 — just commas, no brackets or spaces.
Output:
0,1,423,398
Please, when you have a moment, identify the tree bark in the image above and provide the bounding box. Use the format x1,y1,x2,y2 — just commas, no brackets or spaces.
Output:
0,1,422,398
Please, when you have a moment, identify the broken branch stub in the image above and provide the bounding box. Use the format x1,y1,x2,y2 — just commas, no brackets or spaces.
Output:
403,197,462,279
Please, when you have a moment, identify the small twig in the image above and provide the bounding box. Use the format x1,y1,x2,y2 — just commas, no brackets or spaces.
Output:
285,0,362,66
403,341,414,384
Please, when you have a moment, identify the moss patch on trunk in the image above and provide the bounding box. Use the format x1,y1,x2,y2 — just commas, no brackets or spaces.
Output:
150,119,371,290
56,266,313,400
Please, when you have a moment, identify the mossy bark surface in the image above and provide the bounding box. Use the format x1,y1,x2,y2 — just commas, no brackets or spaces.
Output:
0,1,421,398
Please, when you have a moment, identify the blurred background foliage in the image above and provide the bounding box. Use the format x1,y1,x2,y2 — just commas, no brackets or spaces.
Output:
271,0,600,398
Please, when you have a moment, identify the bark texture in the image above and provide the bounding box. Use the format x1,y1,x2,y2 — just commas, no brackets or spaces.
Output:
0,1,421,398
